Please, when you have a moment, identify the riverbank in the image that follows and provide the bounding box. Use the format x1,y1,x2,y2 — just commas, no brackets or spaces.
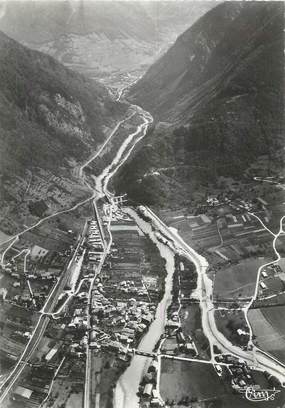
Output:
113,207,176,408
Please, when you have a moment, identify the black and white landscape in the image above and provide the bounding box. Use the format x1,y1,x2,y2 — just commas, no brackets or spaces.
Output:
0,2,284,408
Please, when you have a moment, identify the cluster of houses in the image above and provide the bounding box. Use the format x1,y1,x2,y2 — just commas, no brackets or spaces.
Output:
118,280,149,297
87,220,104,261
176,330,197,356
0,258,57,309
215,354,256,390
88,279,155,351
259,263,283,293
140,360,164,407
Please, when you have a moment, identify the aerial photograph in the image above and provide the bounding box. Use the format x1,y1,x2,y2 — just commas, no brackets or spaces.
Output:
0,0,284,407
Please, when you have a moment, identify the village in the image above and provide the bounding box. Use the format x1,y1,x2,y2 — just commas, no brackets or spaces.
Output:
1,170,285,408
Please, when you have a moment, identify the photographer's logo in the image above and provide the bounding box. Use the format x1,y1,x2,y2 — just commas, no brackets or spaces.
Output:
239,386,280,402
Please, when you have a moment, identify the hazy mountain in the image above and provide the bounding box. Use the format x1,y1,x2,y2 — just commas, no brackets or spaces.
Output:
115,1,284,206
129,1,283,119
0,1,217,85
0,30,125,233
0,0,157,43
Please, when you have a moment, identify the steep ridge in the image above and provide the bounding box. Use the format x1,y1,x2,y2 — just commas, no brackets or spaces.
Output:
0,31,125,234
115,1,284,206
129,1,283,121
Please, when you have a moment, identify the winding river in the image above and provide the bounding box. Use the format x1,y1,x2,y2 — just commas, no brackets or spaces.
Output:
113,209,176,408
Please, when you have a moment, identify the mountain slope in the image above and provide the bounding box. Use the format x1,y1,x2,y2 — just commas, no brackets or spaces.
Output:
129,1,283,121
115,1,284,207
0,1,217,86
0,31,125,234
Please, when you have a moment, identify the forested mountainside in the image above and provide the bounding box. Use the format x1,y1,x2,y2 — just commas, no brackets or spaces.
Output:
0,1,216,82
115,1,284,206
0,31,125,234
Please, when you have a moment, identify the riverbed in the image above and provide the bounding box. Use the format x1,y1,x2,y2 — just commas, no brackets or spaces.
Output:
113,208,176,408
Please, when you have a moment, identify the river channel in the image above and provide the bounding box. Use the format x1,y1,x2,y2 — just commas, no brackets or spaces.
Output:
113,209,176,408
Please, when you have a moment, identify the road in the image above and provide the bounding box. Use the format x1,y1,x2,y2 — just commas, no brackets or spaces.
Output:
84,205,113,408
83,101,153,408
83,100,153,408
143,206,285,386
0,83,153,406
0,236,18,267
0,223,88,404
0,108,139,253
95,106,153,199
75,109,136,180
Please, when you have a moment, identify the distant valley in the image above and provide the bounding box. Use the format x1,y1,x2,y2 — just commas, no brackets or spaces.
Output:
0,3,285,408
0,1,217,88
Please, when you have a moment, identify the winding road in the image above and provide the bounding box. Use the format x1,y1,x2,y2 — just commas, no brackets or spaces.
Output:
0,74,153,406
1,73,284,408
143,206,285,386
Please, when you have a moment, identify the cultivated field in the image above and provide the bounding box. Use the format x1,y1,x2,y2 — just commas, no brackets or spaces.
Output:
215,309,249,347
214,258,268,299
160,359,285,408
248,306,285,364
180,304,210,359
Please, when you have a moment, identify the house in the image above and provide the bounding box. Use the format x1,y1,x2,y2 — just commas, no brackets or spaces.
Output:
90,330,96,342
142,315,153,325
166,320,180,329
143,383,153,397
260,281,267,290
0,287,7,299
257,197,268,206
261,271,268,278
90,341,100,349
185,342,196,355
45,347,58,362
13,386,33,400
176,331,186,344
108,341,121,352
120,335,129,343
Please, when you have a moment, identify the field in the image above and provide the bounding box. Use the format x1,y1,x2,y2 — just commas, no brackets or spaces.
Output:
278,257,285,271
248,306,285,363
267,199,285,233
214,258,268,299
65,392,83,408
47,359,85,408
276,235,285,257
215,310,249,347
89,352,126,408
0,230,11,244
170,218,221,250
0,304,38,372
180,304,210,359
160,359,285,408
47,378,83,408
